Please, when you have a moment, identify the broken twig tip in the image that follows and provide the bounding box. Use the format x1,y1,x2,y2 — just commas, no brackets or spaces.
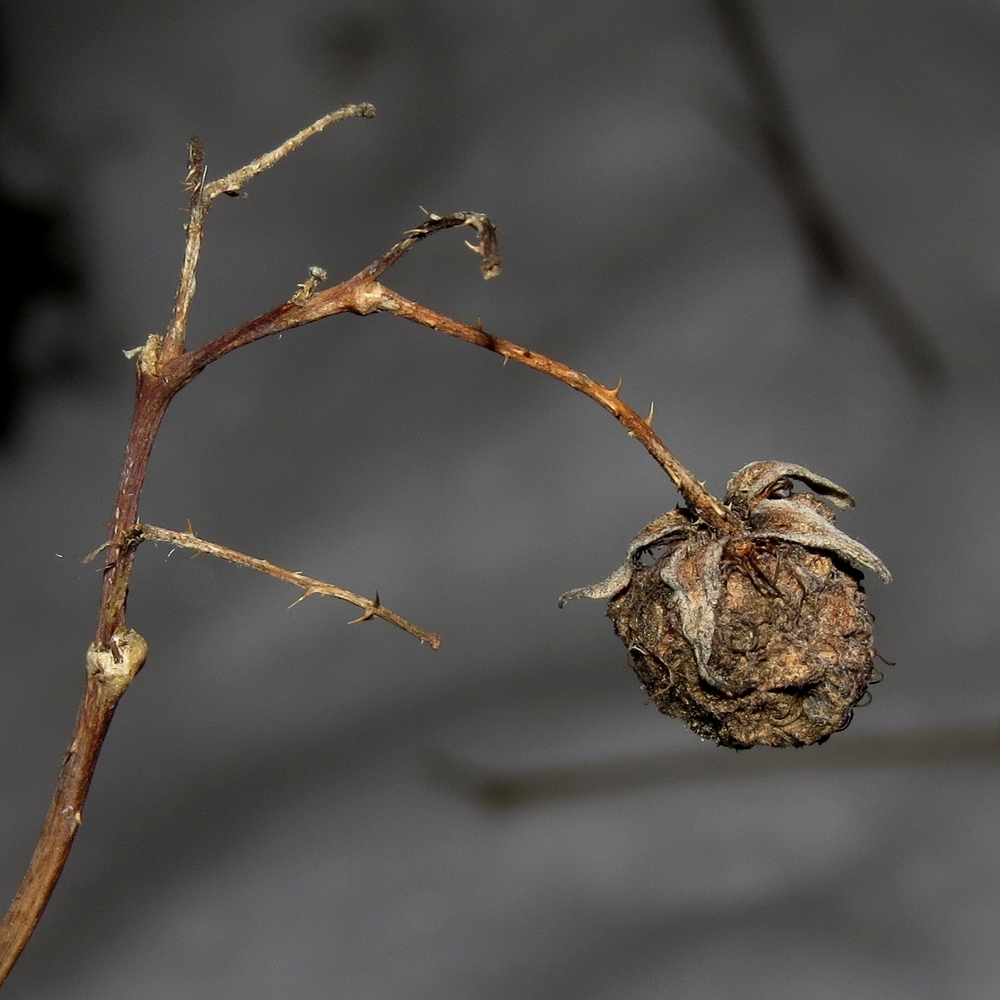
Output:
184,138,205,194
290,265,328,305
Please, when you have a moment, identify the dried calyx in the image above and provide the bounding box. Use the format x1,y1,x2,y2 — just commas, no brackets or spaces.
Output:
560,462,891,749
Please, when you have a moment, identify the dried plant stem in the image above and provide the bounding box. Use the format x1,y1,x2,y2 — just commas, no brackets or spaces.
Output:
95,381,172,651
137,525,440,648
0,681,119,983
370,286,735,532
162,103,375,361
0,107,731,985
203,104,376,200
0,106,386,987
0,630,147,983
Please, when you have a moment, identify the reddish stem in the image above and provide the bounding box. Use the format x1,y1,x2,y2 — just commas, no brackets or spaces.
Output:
95,370,175,651
0,671,131,981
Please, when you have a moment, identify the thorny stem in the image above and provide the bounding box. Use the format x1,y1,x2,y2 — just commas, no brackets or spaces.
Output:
137,525,440,648
370,285,734,532
161,103,375,361
0,104,385,986
0,631,147,984
172,210,731,526
0,105,733,985
95,372,173,650
360,209,503,282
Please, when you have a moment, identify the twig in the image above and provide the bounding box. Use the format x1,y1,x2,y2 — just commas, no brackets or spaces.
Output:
202,104,376,200
360,209,502,282
137,525,440,648
0,106,735,985
142,210,730,529
369,286,734,531
167,212,731,527
162,103,375,361
0,630,147,983
0,106,383,986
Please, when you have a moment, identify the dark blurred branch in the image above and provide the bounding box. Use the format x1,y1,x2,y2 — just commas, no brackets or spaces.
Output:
710,0,946,392
431,720,1000,808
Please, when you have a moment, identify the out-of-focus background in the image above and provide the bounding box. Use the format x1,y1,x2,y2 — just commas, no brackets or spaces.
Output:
1,1,998,996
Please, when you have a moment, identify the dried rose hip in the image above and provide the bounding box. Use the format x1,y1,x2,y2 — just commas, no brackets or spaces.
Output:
561,462,891,748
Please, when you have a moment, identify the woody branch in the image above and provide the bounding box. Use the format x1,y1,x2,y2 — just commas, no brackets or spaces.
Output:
0,104,733,986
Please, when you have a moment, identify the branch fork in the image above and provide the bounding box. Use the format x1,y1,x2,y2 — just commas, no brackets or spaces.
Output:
0,102,735,983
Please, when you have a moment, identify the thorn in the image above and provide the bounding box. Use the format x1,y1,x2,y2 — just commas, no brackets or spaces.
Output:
184,518,203,557
608,376,623,397
122,345,144,360
644,401,655,427
288,588,315,609
464,238,484,256
475,316,484,331
82,541,111,566
348,592,381,624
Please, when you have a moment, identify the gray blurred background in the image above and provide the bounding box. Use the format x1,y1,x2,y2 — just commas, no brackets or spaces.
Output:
1,1,998,996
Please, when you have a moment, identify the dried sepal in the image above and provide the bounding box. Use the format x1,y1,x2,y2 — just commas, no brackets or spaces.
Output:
725,461,892,583
562,461,891,748
558,508,694,605
726,461,857,511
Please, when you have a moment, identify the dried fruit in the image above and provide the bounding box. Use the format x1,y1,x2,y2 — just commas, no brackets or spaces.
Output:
560,462,891,748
